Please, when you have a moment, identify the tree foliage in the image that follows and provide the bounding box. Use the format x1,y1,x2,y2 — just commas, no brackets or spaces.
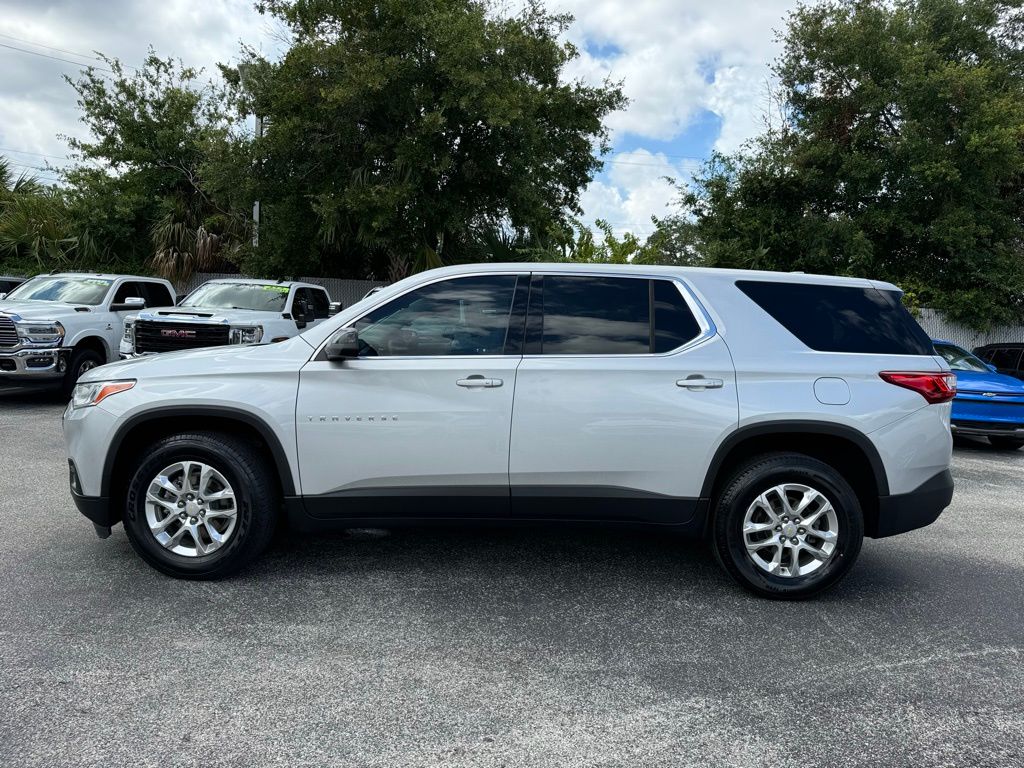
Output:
62,52,246,285
216,0,625,278
658,0,1024,328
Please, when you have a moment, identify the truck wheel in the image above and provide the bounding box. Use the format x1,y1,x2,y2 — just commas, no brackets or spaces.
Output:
711,452,864,600
988,436,1024,450
122,431,279,579
62,347,104,397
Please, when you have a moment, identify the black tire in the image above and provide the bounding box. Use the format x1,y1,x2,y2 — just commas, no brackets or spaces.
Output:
62,347,104,398
988,436,1024,451
711,452,864,600
122,431,279,579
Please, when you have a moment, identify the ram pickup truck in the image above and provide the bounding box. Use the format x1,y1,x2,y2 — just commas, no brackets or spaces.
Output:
120,278,336,357
0,273,175,394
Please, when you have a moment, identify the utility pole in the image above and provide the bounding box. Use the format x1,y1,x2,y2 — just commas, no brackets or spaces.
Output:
253,114,262,248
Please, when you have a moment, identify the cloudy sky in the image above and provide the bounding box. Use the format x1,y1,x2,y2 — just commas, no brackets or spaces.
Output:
0,0,797,238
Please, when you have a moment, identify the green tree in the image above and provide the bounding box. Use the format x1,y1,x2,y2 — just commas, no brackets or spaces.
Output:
219,0,626,278
663,0,1024,328
63,53,246,285
0,157,86,272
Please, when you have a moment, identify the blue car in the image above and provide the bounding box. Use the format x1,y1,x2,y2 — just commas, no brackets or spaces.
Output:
933,339,1024,450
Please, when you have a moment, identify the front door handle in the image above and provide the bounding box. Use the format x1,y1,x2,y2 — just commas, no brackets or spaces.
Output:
457,375,503,388
676,376,724,390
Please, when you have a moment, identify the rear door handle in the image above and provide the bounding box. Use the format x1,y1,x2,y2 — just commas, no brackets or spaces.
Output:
676,377,724,390
457,376,503,388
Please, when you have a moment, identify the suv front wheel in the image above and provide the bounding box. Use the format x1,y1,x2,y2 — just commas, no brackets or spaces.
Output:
711,453,864,599
122,431,279,579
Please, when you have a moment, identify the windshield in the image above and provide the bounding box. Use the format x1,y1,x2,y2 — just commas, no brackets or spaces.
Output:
180,282,291,312
4,276,112,306
935,343,990,373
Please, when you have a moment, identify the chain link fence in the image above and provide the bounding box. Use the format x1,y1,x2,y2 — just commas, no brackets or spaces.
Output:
915,308,1024,351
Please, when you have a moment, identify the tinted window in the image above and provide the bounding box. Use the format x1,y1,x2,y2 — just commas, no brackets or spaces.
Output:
990,347,1023,371
142,281,175,308
6,276,112,306
541,276,650,355
308,288,330,319
355,275,518,356
113,281,145,304
654,280,701,353
182,282,290,312
737,281,934,355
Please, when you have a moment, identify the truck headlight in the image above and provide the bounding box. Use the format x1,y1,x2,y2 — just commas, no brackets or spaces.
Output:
16,320,65,346
123,318,136,344
229,325,263,344
70,380,135,410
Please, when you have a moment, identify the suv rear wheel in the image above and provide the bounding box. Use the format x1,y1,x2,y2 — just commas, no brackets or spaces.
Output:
711,453,864,599
122,431,279,579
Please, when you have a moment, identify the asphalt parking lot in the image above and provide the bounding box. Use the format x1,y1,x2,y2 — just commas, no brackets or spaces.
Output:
0,389,1021,768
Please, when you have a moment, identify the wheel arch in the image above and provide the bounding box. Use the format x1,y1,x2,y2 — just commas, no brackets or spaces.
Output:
701,421,889,536
70,334,110,360
102,407,297,518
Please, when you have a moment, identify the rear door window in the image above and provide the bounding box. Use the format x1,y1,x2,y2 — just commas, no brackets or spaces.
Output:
530,276,702,355
539,276,650,355
736,281,934,355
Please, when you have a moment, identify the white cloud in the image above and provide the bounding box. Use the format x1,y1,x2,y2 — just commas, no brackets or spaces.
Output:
579,149,700,237
0,0,798,240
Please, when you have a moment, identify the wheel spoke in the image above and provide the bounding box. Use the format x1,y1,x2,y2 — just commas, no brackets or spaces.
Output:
160,526,187,550
792,489,821,517
204,506,236,520
149,510,179,534
743,521,776,535
152,474,180,498
752,492,780,522
808,528,837,545
146,492,176,513
788,545,801,577
802,542,829,561
746,537,777,553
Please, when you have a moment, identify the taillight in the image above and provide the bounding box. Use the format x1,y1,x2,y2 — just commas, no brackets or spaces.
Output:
879,371,957,404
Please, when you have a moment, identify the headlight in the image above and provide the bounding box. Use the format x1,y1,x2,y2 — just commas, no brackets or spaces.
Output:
15,320,64,345
123,318,136,343
70,380,135,410
229,325,263,344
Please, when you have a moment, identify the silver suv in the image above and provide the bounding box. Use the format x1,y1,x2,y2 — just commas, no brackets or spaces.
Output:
63,264,955,598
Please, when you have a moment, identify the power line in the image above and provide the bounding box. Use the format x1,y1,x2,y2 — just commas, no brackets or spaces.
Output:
0,146,71,161
0,41,115,73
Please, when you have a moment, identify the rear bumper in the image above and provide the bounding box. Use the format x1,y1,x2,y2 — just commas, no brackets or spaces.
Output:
871,469,954,538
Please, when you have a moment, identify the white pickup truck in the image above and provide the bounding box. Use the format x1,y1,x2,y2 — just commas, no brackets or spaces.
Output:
120,278,337,358
0,272,176,394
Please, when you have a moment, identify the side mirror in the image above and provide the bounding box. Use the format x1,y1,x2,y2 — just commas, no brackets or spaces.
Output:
111,296,146,312
325,328,359,361
328,301,344,317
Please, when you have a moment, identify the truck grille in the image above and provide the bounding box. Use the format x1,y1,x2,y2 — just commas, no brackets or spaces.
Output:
0,316,18,348
134,319,230,353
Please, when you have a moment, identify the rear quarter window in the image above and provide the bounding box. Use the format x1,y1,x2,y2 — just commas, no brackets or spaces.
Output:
736,280,934,355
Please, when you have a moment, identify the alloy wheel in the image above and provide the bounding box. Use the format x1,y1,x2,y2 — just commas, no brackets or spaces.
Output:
144,461,238,557
742,483,839,578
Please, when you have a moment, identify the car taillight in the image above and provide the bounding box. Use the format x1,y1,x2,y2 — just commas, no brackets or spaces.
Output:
879,371,957,404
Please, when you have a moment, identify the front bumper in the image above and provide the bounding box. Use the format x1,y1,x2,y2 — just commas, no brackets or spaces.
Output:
871,469,954,538
0,347,68,380
951,421,1024,439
